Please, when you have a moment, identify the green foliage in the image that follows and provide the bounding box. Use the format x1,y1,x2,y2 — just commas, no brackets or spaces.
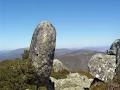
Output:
0,59,47,90
22,50,29,60
51,69,69,79
0,59,27,90
0,50,70,90
78,70,93,79
0,59,70,90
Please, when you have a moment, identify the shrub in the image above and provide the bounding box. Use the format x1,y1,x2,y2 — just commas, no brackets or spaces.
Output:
22,50,29,60
51,69,70,79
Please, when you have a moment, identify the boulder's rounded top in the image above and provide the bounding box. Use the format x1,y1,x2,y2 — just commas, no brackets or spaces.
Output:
37,21,53,28
40,20,52,25
113,39,120,43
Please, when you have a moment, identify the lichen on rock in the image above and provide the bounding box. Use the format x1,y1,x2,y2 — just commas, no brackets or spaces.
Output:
88,53,116,82
53,59,69,72
29,21,56,89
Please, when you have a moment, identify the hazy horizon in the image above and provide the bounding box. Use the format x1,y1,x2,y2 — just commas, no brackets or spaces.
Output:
0,0,120,50
0,46,110,51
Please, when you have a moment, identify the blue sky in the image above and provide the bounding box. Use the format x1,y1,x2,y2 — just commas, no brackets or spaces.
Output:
0,0,120,50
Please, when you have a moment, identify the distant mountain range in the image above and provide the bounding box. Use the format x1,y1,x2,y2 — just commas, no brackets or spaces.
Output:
0,46,108,60
0,48,73,61
57,49,101,72
0,46,109,71
0,48,25,60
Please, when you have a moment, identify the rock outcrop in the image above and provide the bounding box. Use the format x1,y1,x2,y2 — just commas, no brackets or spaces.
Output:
29,21,56,89
53,59,68,72
106,39,120,55
88,53,116,82
51,73,93,90
107,39,120,76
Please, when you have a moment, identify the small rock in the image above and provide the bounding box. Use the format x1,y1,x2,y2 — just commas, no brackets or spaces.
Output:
53,59,68,72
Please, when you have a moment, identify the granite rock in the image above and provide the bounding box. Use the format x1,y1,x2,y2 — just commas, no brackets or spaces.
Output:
51,73,92,90
53,59,68,72
88,53,116,82
29,21,56,90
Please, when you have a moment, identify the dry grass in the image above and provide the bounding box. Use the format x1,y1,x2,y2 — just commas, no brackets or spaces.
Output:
90,75,120,90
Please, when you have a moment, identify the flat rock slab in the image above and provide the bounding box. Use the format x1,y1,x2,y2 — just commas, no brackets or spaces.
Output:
51,73,93,90
88,53,116,82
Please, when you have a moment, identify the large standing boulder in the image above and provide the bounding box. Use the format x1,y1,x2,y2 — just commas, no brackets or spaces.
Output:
29,21,56,89
107,39,120,55
88,53,116,82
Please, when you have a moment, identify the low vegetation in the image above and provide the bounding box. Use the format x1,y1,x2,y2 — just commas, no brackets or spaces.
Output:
90,75,120,90
0,50,70,90
78,70,93,79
